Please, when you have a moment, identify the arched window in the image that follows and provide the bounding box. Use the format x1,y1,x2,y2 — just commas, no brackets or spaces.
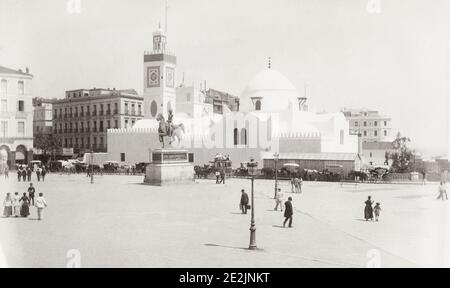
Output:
240,128,247,146
150,101,158,117
255,100,261,111
233,128,239,145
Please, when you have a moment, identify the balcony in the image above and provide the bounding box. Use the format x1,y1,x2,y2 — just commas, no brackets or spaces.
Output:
113,109,118,115
92,111,97,116
124,110,129,115
100,111,104,116
80,112,84,117
85,128,90,133
86,112,91,117
106,110,111,115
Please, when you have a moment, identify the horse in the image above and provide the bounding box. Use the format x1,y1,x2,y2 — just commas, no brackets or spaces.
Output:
156,113,185,148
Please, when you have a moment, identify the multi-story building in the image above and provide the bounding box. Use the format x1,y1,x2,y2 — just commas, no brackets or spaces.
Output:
203,88,240,114
33,97,54,138
342,108,393,166
342,108,392,142
52,88,143,154
0,66,34,168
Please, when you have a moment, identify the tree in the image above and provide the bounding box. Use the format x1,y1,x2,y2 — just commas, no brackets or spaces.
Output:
34,134,61,162
387,132,414,173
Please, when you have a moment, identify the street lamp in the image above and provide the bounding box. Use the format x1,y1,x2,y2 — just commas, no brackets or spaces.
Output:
247,157,258,250
273,152,279,199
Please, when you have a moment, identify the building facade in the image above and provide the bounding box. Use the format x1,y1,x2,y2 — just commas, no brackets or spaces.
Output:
0,66,34,169
342,108,392,142
52,88,143,155
33,97,54,138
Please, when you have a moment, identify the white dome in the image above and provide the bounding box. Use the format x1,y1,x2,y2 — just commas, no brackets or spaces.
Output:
240,69,299,112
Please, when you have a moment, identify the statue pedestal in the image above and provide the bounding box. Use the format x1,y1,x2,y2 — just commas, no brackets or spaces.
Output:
144,148,194,186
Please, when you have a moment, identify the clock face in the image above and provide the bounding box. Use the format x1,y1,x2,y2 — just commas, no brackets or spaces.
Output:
166,67,174,88
147,66,160,87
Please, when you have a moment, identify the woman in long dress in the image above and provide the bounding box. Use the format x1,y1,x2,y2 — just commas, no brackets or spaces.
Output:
3,193,13,217
364,196,374,221
20,193,30,217
12,192,21,217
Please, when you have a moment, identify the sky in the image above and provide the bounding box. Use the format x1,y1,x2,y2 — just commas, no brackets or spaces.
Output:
0,0,449,158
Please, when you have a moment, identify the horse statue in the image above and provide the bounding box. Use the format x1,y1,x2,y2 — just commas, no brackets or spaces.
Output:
156,110,185,148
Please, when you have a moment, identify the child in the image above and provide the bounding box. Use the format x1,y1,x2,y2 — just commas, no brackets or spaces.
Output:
35,193,48,221
374,202,382,222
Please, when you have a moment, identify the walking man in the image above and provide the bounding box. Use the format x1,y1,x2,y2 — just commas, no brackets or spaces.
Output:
215,170,220,184
283,197,293,228
17,168,21,182
35,193,48,220
437,181,448,201
220,170,225,184
240,189,249,214
28,183,36,206
274,188,283,211
26,167,32,182
41,167,46,182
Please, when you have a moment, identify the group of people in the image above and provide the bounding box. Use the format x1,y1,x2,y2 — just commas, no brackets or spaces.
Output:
290,177,303,193
215,170,226,184
17,166,47,182
3,183,48,220
239,187,295,228
364,196,382,222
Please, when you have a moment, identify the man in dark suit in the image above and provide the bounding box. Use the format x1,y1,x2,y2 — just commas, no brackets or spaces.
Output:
283,197,293,228
240,189,249,214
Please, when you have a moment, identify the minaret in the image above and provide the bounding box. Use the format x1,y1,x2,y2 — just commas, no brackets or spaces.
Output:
143,22,176,119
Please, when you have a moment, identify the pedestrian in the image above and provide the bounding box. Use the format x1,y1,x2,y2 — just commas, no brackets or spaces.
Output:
437,181,448,201
36,167,41,182
240,189,249,214
422,170,427,185
297,177,303,193
294,177,300,193
21,168,26,182
17,168,21,182
290,177,295,193
20,193,30,218
4,166,8,178
3,193,13,218
28,183,35,206
373,202,382,222
274,188,283,212
215,170,220,184
283,197,293,228
12,192,21,217
26,167,32,182
35,193,48,221
41,167,46,182
220,170,226,184
364,196,374,221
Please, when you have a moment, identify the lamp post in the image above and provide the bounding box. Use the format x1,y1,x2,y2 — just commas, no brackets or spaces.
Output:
247,158,258,250
273,152,279,199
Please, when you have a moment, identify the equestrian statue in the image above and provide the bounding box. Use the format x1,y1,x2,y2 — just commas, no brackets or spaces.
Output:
156,109,185,148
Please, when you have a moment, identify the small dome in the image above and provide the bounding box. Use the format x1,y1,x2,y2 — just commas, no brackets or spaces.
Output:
240,68,299,112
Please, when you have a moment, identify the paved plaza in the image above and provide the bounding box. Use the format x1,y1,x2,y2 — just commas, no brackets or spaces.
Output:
0,173,449,267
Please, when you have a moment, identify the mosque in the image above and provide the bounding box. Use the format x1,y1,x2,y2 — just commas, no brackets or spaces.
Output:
107,27,360,172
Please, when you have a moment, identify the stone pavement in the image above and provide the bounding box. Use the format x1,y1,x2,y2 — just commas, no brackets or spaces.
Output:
0,173,447,267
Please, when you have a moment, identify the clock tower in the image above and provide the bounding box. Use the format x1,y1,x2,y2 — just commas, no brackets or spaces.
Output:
143,25,176,119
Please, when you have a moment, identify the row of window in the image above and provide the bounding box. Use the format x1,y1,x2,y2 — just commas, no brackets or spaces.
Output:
0,79,25,95
62,136,105,149
54,119,120,134
354,120,388,127
0,120,25,137
361,130,388,137
54,102,142,119
0,99,25,113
